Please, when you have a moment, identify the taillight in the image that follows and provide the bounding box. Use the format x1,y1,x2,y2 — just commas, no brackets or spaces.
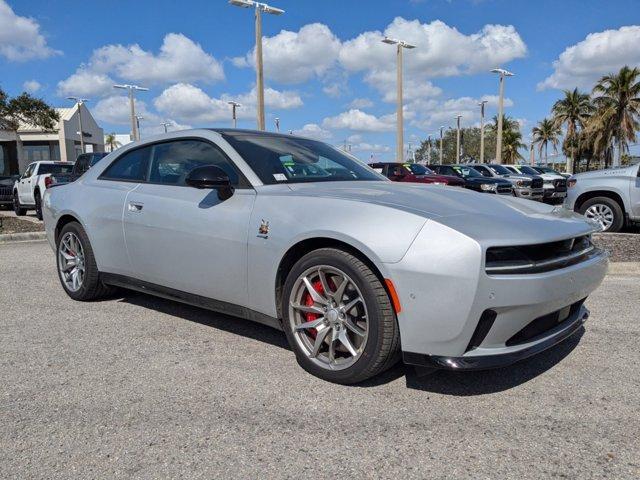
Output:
44,176,53,188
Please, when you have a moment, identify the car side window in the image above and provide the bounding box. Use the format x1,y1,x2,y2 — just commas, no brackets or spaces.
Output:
475,166,491,177
148,140,240,186
100,146,151,182
22,164,35,178
75,156,89,174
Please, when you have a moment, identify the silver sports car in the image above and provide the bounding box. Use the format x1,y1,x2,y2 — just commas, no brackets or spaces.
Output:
43,129,608,384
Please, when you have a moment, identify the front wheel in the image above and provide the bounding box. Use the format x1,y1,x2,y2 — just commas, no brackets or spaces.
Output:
579,197,624,232
13,191,26,216
282,248,400,384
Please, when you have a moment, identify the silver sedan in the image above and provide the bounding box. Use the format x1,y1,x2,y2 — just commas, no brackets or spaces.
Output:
43,129,608,384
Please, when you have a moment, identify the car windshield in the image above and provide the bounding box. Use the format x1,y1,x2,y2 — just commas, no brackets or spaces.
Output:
516,165,539,175
452,165,483,178
38,164,74,175
488,165,512,176
403,163,434,175
535,166,561,175
220,132,386,184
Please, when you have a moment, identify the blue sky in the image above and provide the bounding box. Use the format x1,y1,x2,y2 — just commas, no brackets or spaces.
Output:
1,0,639,161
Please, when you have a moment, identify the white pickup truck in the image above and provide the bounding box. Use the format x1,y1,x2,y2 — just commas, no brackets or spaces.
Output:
13,161,74,220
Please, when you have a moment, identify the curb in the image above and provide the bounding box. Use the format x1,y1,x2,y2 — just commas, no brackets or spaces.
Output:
0,231,47,244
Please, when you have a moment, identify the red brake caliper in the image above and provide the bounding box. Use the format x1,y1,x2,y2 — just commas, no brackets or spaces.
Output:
302,280,324,339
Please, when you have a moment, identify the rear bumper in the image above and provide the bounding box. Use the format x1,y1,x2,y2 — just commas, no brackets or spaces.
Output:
403,305,589,370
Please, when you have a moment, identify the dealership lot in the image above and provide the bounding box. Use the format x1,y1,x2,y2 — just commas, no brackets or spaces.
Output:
1,241,639,479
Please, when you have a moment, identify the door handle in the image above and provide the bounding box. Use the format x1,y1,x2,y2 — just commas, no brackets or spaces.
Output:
128,202,144,212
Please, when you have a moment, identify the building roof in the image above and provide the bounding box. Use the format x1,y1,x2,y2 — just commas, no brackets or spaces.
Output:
17,105,78,132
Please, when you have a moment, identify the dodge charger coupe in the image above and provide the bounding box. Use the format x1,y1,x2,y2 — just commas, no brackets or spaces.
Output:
43,129,608,384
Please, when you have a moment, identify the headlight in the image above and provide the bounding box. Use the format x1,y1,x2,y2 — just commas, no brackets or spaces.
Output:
568,178,577,188
515,180,530,187
480,183,497,191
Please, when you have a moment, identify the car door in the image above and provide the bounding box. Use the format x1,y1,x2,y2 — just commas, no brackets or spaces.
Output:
123,138,255,308
18,163,35,203
632,164,640,217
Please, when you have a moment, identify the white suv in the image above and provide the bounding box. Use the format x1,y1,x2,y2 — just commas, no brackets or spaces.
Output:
13,161,74,219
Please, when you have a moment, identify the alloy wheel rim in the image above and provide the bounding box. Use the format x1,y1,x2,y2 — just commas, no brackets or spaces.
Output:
289,265,369,371
585,204,614,230
58,232,86,292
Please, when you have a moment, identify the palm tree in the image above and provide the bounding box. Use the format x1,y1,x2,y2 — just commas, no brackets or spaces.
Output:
552,88,593,173
490,114,523,164
532,118,561,164
105,133,122,152
592,66,640,167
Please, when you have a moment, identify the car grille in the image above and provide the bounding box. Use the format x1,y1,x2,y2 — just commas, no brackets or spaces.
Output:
0,185,12,200
553,178,567,191
497,185,512,195
531,178,543,189
485,235,599,274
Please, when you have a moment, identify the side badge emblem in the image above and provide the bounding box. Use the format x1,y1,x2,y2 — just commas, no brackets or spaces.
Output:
258,219,270,238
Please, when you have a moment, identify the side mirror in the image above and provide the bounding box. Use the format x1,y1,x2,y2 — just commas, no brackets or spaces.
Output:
185,165,234,200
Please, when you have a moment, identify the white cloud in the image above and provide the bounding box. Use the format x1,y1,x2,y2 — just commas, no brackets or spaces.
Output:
234,23,341,84
292,123,332,140
57,70,116,98
93,96,160,125
348,98,374,109
322,109,395,132
153,83,303,125
23,80,41,93
0,0,60,61
538,26,640,90
351,142,391,153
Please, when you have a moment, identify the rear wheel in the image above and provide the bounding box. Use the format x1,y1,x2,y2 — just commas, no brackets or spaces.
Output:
13,191,26,216
282,248,400,384
56,221,115,300
579,197,624,232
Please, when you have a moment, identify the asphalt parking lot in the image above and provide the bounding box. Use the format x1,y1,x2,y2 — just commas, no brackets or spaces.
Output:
1,241,639,479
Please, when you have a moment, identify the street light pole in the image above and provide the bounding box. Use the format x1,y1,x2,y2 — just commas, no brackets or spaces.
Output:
135,116,144,139
275,117,280,132
478,100,487,163
228,101,241,128
67,97,88,154
229,0,284,131
490,68,514,164
113,84,148,141
456,115,462,162
439,126,444,164
161,122,171,133
382,36,416,162
427,135,431,164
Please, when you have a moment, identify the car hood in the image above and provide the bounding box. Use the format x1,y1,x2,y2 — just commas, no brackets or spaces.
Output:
284,181,596,244
464,177,511,185
416,174,465,184
572,164,638,179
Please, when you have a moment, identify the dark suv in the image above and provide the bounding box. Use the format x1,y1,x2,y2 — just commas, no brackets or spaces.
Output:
430,164,513,195
370,162,465,187
50,152,109,186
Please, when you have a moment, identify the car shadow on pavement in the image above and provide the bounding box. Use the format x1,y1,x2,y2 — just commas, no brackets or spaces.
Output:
401,329,584,395
118,292,291,351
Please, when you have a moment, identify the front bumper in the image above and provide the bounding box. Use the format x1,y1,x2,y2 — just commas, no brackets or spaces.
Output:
404,304,589,370
514,187,544,200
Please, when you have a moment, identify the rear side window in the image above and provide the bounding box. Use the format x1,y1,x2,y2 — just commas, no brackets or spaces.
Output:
148,140,240,186
101,147,151,182
474,166,491,177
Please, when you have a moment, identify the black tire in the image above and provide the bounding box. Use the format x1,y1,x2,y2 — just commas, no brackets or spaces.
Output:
578,196,624,233
56,221,116,301
282,248,400,384
34,191,43,220
13,191,26,216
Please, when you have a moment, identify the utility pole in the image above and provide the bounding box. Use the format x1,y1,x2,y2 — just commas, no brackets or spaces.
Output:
382,36,416,163
228,101,241,128
67,97,88,154
491,68,514,164
229,0,284,131
439,126,444,164
274,117,280,132
135,116,144,139
456,115,462,163
478,100,488,163
113,84,148,141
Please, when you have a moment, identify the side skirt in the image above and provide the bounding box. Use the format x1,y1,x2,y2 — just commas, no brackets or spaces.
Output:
101,272,283,331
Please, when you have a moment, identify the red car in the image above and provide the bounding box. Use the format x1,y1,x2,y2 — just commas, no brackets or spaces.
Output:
369,162,465,187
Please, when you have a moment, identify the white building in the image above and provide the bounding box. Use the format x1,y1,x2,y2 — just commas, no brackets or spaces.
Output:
104,133,133,152
0,102,104,175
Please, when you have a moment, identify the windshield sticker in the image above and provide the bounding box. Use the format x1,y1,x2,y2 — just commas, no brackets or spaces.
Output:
273,173,287,182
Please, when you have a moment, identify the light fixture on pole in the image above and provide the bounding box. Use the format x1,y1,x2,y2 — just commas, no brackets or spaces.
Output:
67,97,88,154
478,100,488,163
113,84,149,141
229,0,284,131
135,116,144,139
228,101,242,128
161,121,171,134
381,36,416,163
455,115,463,162
490,68,514,164
439,125,444,164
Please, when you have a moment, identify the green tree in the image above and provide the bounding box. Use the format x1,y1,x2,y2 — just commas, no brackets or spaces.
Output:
0,88,59,132
489,114,523,164
105,132,122,152
551,88,593,173
591,65,640,167
531,118,561,163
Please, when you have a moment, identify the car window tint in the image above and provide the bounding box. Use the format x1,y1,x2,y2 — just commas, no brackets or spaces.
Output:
101,146,151,182
148,140,239,186
475,166,491,177
38,164,74,175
